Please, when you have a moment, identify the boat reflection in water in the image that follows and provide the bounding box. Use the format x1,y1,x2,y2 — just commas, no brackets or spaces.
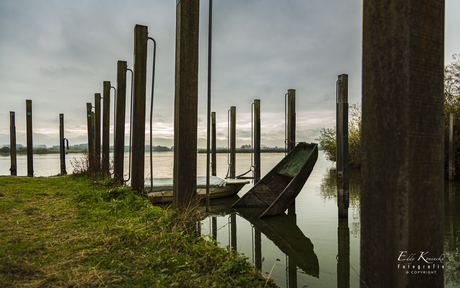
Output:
199,195,353,287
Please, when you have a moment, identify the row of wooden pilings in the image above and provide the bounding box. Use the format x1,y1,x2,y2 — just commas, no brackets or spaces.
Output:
8,100,69,176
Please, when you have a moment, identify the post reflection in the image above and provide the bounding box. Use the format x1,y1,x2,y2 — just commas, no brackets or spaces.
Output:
337,217,350,288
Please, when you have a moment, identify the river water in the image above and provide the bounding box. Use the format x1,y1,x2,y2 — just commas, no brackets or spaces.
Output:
1,151,459,287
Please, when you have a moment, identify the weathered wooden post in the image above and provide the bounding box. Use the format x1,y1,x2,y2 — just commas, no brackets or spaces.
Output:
59,113,66,175
91,111,96,170
173,0,200,209
229,106,236,179
449,113,456,180
86,103,94,171
211,112,217,176
131,24,148,193
205,0,213,211
254,99,261,183
336,74,349,218
94,93,101,170
361,1,445,287
287,89,296,153
9,111,17,176
114,60,128,182
26,99,33,177
102,81,111,175
211,216,217,241
337,217,350,288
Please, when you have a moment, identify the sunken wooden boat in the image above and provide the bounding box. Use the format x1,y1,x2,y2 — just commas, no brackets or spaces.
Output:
147,176,249,204
232,142,318,218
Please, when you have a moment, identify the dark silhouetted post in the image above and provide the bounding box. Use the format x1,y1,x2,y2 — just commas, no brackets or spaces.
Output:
361,1,445,287
86,103,94,171
449,113,455,180
95,93,101,170
102,81,111,175
26,99,33,177
91,111,96,169
229,106,236,179
230,213,237,250
173,0,199,209
131,24,148,193
59,114,66,175
211,112,217,176
115,60,128,182
9,111,17,176
254,99,261,183
336,74,349,218
287,89,296,153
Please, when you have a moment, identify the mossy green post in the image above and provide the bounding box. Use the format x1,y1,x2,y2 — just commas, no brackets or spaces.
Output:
173,0,199,209
361,1,445,287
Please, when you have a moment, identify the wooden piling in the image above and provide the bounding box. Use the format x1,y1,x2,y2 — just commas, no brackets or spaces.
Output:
449,113,456,180
361,1,445,287
91,111,96,170
211,112,217,176
114,61,128,182
102,81,111,175
86,103,94,171
229,106,236,179
287,89,296,153
173,1,199,209
254,99,261,182
26,99,33,177
131,24,148,193
9,111,17,176
94,93,101,170
336,74,349,218
59,114,66,175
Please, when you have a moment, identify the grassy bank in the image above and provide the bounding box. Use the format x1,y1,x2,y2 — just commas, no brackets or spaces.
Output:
0,176,275,287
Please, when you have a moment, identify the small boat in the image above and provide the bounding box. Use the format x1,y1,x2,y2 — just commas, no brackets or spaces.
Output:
232,142,318,218
147,176,249,204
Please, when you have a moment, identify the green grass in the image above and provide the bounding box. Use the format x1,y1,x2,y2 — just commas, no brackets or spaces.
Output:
0,176,276,287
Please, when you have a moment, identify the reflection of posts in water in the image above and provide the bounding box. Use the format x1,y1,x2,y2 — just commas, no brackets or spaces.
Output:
361,1,444,287
254,226,262,270
287,202,297,287
448,182,455,251
211,217,217,241
337,217,350,288
449,113,456,180
230,213,237,250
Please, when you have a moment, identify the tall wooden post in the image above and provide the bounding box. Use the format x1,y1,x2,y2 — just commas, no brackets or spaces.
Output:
94,93,101,170
211,112,217,176
131,24,148,193
26,99,33,177
114,60,128,182
173,0,200,209
102,81,111,175
229,106,236,179
91,111,96,170
361,1,445,287
337,74,349,218
86,103,94,171
287,89,296,153
59,114,66,175
449,113,456,180
254,99,261,183
9,111,17,176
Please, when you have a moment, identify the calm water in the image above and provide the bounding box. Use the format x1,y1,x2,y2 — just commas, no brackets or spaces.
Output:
1,151,459,287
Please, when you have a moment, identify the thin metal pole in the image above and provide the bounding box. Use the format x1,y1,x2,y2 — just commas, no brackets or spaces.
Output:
148,37,157,192
206,0,213,213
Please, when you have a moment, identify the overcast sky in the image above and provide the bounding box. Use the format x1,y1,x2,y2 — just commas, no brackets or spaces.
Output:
1,0,459,149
